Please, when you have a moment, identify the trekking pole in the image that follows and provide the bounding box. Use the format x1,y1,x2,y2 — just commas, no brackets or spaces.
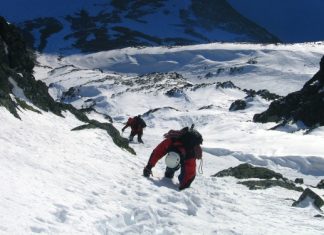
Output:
198,158,203,175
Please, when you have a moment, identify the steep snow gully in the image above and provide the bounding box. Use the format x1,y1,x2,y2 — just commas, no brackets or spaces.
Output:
1,42,324,234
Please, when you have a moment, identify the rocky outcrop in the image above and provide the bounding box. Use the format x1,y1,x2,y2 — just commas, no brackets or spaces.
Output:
198,104,214,110
292,188,324,210
214,81,281,111
0,16,60,118
142,107,179,117
239,179,303,192
21,17,63,52
229,99,247,111
0,16,134,154
317,179,324,189
165,87,186,98
212,163,303,192
213,163,303,191
244,89,282,101
295,178,304,184
254,56,324,127
71,120,135,155
212,163,284,180
216,81,239,89
314,214,324,218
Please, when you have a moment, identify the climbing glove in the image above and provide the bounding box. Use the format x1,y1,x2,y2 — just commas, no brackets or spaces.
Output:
143,164,153,177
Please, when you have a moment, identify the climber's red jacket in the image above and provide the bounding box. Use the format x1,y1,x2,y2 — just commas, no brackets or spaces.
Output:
147,138,202,190
123,117,144,134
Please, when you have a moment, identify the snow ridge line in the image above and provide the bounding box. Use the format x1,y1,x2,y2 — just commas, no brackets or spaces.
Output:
203,147,324,176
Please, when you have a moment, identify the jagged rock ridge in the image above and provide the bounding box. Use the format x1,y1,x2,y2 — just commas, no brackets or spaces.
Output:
254,56,324,128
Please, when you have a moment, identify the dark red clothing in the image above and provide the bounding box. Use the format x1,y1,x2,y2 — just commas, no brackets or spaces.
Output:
123,116,146,143
147,138,202,190
123,117,144,134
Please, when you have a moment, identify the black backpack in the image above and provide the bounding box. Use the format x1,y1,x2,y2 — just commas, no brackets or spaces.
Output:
135,116,146,128
164,125,203,147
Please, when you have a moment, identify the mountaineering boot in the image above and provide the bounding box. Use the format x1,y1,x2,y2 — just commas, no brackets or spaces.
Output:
128,135,134,142
164,167,176,178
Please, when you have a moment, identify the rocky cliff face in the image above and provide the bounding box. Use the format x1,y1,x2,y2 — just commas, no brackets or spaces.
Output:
0,16,62,118
0,16,134,153
14,0,279,53
253,56,324,127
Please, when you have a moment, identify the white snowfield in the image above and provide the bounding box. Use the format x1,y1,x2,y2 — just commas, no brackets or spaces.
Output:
1,42,324,234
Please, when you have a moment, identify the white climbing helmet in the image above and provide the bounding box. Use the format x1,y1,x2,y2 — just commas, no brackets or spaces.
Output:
165,152,180,168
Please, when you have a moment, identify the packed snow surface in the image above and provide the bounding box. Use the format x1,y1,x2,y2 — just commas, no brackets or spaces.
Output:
1,42,324,234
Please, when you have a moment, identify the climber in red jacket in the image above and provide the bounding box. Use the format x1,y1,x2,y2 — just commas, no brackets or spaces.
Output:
122,115,146,143
143,126,203,190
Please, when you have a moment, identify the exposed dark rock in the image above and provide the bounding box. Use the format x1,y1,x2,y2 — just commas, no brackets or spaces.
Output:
142,106,179,117
239,179,303,192
229,89,281,111
214,164,303,192
314,214,324,218
79,104,113,123
198,104,213,110
71,120,135,155
165,87,185,98
0,17,34,72
216,68,225,75
317,179,324,189
295,178,304,184
189,0,279,43
0,16,62,117
0,16,133,154
212,163,284,180
247,58,258,65
229,99,247,111
204,72,214,79
292,188,324,210
16,98,41,114
20,17,63,52
216,81,238,89
60,87,80,102
229,66,244,75
191,83,216,91
244,89,282,101
254,56,324,127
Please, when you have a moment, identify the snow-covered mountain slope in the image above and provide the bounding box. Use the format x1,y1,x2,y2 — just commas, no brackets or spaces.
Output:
0,0,279,54
34,42,324,170
1,42,324,234
228,0,324,42
41,42,324,95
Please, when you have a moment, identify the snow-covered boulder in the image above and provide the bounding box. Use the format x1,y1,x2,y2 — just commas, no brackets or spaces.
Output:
295,178,304,184
292,188,324,210
229,99,247,111
317,179,324,189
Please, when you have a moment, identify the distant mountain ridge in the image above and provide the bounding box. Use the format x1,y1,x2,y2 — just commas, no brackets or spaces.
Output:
0,0,280,54
228,0,324,43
